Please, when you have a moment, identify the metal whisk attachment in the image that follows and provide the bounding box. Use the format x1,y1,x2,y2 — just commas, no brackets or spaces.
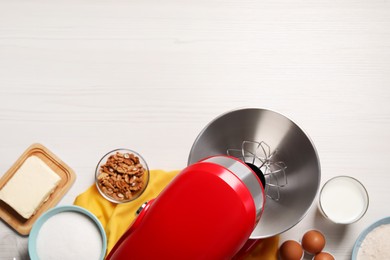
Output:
227,141,287,201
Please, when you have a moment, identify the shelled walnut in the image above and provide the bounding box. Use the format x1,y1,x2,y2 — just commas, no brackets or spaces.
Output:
97,152,146,201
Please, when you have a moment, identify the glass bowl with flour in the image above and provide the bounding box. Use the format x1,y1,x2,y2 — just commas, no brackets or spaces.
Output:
28,205,106,260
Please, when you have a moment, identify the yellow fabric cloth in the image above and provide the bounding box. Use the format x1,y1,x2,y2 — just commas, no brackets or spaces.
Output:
74,170,278,260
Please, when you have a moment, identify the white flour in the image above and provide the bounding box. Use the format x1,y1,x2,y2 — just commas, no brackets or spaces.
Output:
357,223,390,260
36,211,103,260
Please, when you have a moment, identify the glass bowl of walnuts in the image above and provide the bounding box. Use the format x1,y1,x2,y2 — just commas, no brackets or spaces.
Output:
95,148,150,203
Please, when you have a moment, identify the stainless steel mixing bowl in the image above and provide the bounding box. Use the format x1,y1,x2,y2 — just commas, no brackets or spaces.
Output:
188,108,321,238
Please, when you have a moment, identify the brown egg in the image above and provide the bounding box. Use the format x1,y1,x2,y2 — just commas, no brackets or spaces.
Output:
301,230,326,254
279,240,304,260
313,252,335,260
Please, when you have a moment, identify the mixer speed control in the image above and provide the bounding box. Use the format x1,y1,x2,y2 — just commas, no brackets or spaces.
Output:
136,202,148,215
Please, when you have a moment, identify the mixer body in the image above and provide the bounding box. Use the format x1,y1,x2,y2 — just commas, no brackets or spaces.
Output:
107,108,321,259
106,156,265,260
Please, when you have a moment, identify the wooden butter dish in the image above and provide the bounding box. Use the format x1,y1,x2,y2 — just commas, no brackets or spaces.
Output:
0,143,76,235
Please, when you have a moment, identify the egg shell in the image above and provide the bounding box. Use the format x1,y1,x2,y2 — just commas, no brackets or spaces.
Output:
313,252,335,260
279,240,303,260
302,230,326,254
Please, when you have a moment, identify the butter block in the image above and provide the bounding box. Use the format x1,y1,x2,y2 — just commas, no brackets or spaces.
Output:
0,156,61,219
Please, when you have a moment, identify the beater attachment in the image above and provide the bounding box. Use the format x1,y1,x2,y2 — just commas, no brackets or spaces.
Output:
227,141,287,201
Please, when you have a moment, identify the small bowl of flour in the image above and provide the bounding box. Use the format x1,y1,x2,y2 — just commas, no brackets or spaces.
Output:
28,205,107,260
352,217,390,260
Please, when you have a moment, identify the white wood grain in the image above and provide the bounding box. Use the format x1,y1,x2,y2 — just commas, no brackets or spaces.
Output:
1,0,390,259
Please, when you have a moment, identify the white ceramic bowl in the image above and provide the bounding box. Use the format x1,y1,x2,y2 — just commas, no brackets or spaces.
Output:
28,205,107,260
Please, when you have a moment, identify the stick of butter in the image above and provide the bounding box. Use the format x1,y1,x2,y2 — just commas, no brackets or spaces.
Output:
0,156,61,219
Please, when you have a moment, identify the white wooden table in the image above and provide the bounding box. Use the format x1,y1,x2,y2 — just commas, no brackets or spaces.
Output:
1,0,389,259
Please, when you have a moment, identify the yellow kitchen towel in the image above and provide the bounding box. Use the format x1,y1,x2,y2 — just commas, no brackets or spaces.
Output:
74,170,278,259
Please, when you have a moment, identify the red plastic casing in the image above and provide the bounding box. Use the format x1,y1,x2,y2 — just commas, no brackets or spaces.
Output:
107,158,260,260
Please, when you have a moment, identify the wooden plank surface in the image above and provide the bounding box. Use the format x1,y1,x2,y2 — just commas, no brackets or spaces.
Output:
0,0,389,259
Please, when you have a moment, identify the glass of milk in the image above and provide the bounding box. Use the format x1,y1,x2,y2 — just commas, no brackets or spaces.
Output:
319,176,369,224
